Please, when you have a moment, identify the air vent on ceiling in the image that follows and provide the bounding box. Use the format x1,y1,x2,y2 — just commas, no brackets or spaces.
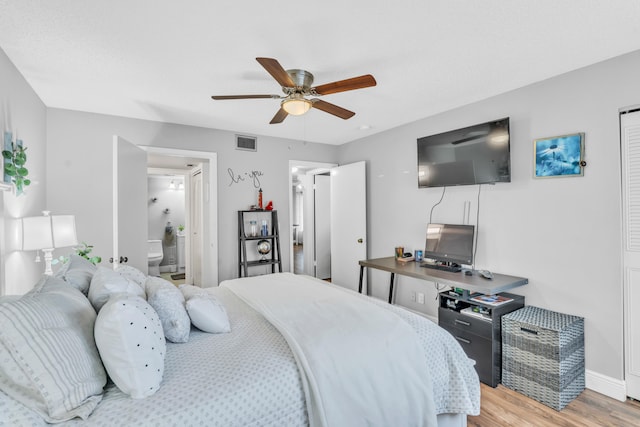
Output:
236,135,257,151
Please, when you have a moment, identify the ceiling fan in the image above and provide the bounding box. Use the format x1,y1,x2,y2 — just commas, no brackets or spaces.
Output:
211,57,377,124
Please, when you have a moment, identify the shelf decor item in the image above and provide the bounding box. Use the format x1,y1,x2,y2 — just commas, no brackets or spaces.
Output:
3,131,31,195
534,132,586,178
257,239,271,261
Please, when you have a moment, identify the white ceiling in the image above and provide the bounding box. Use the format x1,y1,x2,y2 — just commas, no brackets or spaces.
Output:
1,1,640,146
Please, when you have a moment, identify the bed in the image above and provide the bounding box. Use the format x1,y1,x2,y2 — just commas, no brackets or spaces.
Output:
0,263,479,427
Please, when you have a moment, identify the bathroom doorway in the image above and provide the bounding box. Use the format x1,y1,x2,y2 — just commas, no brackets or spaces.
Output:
147,170,189,285
144,147,218,287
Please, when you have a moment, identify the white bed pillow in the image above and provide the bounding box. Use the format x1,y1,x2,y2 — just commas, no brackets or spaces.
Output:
0,276,106,423
145,276,190,343
54,254,97,295
115,265,148,289
179,285,231,333
94,294,166,399
88,266,145,312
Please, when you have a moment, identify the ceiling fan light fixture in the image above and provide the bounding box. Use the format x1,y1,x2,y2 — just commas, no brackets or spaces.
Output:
282,98,312,116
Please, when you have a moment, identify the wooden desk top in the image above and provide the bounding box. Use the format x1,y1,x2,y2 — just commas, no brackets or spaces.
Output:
359,257,528,295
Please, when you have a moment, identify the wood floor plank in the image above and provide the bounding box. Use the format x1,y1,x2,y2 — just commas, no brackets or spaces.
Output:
468,384,640,427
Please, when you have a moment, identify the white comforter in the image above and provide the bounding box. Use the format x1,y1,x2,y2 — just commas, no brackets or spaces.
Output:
222,273,439,427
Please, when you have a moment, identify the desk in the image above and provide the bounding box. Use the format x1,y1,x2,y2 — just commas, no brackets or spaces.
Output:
358,257,528,303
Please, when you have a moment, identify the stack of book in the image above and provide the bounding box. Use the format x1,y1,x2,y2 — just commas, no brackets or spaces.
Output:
470,294,513,306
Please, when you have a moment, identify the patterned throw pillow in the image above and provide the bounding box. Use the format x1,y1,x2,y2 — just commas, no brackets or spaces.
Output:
145,276,190,343
88,266,145,312
0,276,106,422
180,285,231,333
94,294,166,399
115,265,148,289
54,254,97,295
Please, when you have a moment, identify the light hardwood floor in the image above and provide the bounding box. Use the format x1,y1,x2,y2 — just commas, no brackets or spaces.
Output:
468,384,640,427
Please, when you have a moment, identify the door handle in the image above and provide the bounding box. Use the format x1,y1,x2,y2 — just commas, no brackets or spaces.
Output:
357,238,363,243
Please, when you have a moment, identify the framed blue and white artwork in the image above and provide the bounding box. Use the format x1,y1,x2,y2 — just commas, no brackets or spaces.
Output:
534,132,585,178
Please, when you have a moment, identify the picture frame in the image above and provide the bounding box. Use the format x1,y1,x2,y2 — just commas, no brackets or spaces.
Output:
533,132,585,178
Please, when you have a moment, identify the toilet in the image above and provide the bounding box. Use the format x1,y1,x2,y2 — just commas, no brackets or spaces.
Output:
148,239,164,277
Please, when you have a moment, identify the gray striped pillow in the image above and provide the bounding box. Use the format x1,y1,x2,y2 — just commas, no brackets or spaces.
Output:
0,276,106,422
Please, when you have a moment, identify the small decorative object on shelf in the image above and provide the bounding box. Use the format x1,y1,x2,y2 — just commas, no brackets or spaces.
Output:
258,188,263,209
257,239,271,261
265,200,273,211
249,220,258,237
261,220,268,236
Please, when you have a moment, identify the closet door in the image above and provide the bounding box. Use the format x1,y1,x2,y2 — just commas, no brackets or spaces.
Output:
621,108,640,400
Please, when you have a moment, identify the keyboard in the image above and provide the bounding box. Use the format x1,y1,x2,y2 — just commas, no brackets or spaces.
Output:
421,263,462,273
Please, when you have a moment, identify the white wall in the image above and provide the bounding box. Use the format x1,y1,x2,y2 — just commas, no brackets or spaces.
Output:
338,49,640,384
45,108,338,283
0,48,48,295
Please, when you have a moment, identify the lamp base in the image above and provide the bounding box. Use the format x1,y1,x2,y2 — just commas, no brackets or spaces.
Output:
42,248,54,276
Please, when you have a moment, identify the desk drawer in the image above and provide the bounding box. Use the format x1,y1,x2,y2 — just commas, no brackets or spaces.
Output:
443,326,493,384
439,308,492,338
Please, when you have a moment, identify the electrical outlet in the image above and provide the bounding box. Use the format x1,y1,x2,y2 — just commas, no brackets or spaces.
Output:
411,291,416,302
418,292,425,304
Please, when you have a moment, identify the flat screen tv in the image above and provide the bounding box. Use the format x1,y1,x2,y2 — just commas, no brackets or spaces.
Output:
417,118,511,188
423,223,475,266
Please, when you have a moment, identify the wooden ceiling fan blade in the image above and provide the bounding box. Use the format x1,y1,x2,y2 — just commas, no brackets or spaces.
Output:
311,99,355,120
312,74,376,95
256,57,295,88
211,94,279,100
270,108,289,124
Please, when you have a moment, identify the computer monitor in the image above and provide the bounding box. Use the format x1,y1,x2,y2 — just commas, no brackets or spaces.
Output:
423,223,475,266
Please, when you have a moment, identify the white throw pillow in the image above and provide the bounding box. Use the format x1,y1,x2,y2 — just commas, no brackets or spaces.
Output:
145,276,190,343
54,254,97,295
88,266,145,312
0,276,106,423
179,285,231,333
94,294,166,399
116,265,148,288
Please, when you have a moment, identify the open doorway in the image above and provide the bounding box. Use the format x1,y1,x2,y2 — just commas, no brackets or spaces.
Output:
143,147,218,287
147,169,189,285
289,160,337,278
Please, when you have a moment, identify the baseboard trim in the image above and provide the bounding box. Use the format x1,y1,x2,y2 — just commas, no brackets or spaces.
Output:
586,369,627,401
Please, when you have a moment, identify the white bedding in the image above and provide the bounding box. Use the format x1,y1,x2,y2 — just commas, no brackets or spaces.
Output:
223,273,438,427
0,273,480,426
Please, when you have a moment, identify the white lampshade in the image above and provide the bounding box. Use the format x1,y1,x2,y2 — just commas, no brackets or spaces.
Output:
52,215,78,248
21,216,54,251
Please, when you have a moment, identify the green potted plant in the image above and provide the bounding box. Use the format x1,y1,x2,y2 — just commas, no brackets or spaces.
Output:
2,139,31,195
52,242,102,266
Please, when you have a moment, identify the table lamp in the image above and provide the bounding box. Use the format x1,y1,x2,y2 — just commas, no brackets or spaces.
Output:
21,211,78,275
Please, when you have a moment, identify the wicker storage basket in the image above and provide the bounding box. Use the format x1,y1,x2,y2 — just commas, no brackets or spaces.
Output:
501,306,584,411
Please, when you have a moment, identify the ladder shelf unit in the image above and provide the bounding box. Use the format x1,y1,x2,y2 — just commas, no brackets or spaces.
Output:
237,210,282,277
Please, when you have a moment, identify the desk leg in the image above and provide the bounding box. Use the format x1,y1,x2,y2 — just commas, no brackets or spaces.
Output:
388,273,395,304
358,266,364,294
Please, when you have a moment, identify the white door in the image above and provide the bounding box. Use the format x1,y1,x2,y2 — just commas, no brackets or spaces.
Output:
330,161,367,291
113,136,148,272
190,168,203,286
621,108,640,400
315,174,331,279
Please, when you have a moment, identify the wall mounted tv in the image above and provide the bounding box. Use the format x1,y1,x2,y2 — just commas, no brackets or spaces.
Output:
417,117,511,188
